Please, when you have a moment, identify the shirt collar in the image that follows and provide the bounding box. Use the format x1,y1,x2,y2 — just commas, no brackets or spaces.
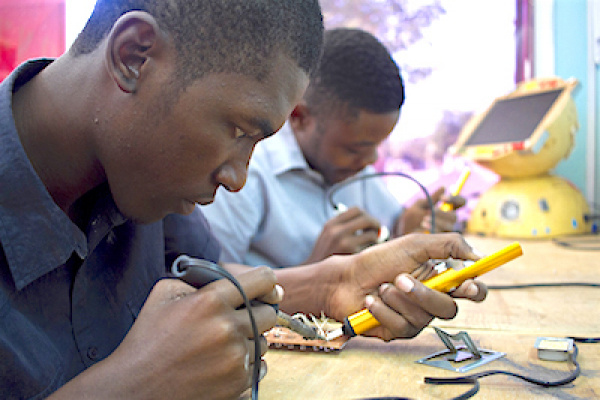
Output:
0,60,89,290
256,122,324,181
256,122,377,187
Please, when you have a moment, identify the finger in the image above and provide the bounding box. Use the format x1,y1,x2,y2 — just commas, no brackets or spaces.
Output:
391,233,481,264
451,279,488,302
211,266,278,309
444,194,466,209
245,335,269,363
348,230,380,250
244,337,268,385
243,359,268,384
345,214,381,234
410,261,438,281
420,215,432,231
259,359,268,381
390,274,458,320
332,207,381,234
361,275,460,340
256,284,284,306
429,187,446,204
235,302,278,337
413,188,444,210
365,286,435,339
333,206,364,222
430,210,457,232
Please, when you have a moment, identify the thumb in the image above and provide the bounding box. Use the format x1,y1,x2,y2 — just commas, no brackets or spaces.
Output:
430,187,446,204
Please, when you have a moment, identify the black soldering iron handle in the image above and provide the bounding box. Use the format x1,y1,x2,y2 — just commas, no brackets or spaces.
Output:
170,255,279,312
171,254,225,287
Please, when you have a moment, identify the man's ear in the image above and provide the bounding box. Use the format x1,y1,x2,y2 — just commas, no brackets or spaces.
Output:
289,101,314,133
105,11,162,93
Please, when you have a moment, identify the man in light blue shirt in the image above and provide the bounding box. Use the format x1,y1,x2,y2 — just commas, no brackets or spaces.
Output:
202,28,463,268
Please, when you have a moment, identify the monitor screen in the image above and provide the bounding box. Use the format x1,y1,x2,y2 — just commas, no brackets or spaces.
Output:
463,88,563,146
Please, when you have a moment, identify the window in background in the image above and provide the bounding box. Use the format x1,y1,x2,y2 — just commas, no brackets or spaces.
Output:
320,0,530,226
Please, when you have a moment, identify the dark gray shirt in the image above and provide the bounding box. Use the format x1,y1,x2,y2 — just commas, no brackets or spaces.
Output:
0,60,221,399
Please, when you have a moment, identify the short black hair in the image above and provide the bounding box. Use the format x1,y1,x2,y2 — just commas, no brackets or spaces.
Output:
304,28,405,118
70,0,323,84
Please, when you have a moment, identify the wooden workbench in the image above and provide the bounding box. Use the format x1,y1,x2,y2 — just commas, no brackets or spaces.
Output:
258,235,600,399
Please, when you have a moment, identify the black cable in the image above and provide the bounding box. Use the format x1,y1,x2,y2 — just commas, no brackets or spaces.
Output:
327,171,436,234
487,283,600,343
552,236,600,251
488,282,600,290
357,280,599,400
170,256,263,400
359,339,589,400
356,397,413,400
424,344,580,400
569,336,600,343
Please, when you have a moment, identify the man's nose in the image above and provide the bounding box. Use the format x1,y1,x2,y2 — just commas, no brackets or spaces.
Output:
362,148,379,167
215,162,248,192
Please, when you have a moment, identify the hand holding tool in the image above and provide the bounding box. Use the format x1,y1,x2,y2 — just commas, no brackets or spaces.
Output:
326,242,523,340
440,168,471,212
171,255,326,340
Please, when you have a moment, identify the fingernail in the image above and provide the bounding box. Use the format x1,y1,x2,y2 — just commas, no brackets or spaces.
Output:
467,282,479,297
379,283,391,295
395,275,415,293
244,352,250,372
275,284,284,300
365,295,375,307
472,247,485,258
259,360,268,381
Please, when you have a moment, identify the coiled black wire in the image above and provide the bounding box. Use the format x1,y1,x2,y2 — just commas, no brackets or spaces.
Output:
327,171,436,234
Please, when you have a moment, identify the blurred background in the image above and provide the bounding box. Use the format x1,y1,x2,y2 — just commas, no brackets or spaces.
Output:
1,0,597,228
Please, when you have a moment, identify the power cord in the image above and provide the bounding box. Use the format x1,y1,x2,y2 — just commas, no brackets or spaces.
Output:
488,282,600,290
358,342,584,400
327,171,436,234
170,256,263,400
357,281,600,400
488,281,600,343
552,235,600,251
424,342,581,400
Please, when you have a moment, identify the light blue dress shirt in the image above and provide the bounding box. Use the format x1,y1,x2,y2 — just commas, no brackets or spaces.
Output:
202,123,404,268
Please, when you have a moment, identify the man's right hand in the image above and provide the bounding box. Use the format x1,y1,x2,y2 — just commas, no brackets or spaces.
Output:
49,267,281,400
305,206,381,264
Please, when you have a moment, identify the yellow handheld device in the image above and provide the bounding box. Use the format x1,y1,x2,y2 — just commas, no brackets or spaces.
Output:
327,241,523,339
440,168,471,212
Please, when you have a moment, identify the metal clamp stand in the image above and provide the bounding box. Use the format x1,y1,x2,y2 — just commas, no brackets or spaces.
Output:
416,327,505,373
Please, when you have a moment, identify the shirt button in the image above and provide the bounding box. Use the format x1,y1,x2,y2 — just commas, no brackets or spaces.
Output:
87,346,99,361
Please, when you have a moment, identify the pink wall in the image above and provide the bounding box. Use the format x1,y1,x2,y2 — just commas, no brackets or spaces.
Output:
0,0,65,80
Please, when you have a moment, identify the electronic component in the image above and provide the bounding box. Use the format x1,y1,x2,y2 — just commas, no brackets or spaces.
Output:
535,337,574,361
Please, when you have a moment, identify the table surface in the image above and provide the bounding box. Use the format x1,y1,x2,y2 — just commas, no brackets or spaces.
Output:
258,235,600,400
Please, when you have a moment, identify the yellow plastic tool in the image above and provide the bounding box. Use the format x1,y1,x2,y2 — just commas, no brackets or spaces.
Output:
440,168,471,212
327,242,523,339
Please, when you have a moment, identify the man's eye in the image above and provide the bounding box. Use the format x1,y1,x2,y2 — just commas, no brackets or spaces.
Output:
234,127,248,139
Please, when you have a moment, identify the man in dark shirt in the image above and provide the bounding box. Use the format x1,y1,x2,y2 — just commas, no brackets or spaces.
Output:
0,1,487,399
